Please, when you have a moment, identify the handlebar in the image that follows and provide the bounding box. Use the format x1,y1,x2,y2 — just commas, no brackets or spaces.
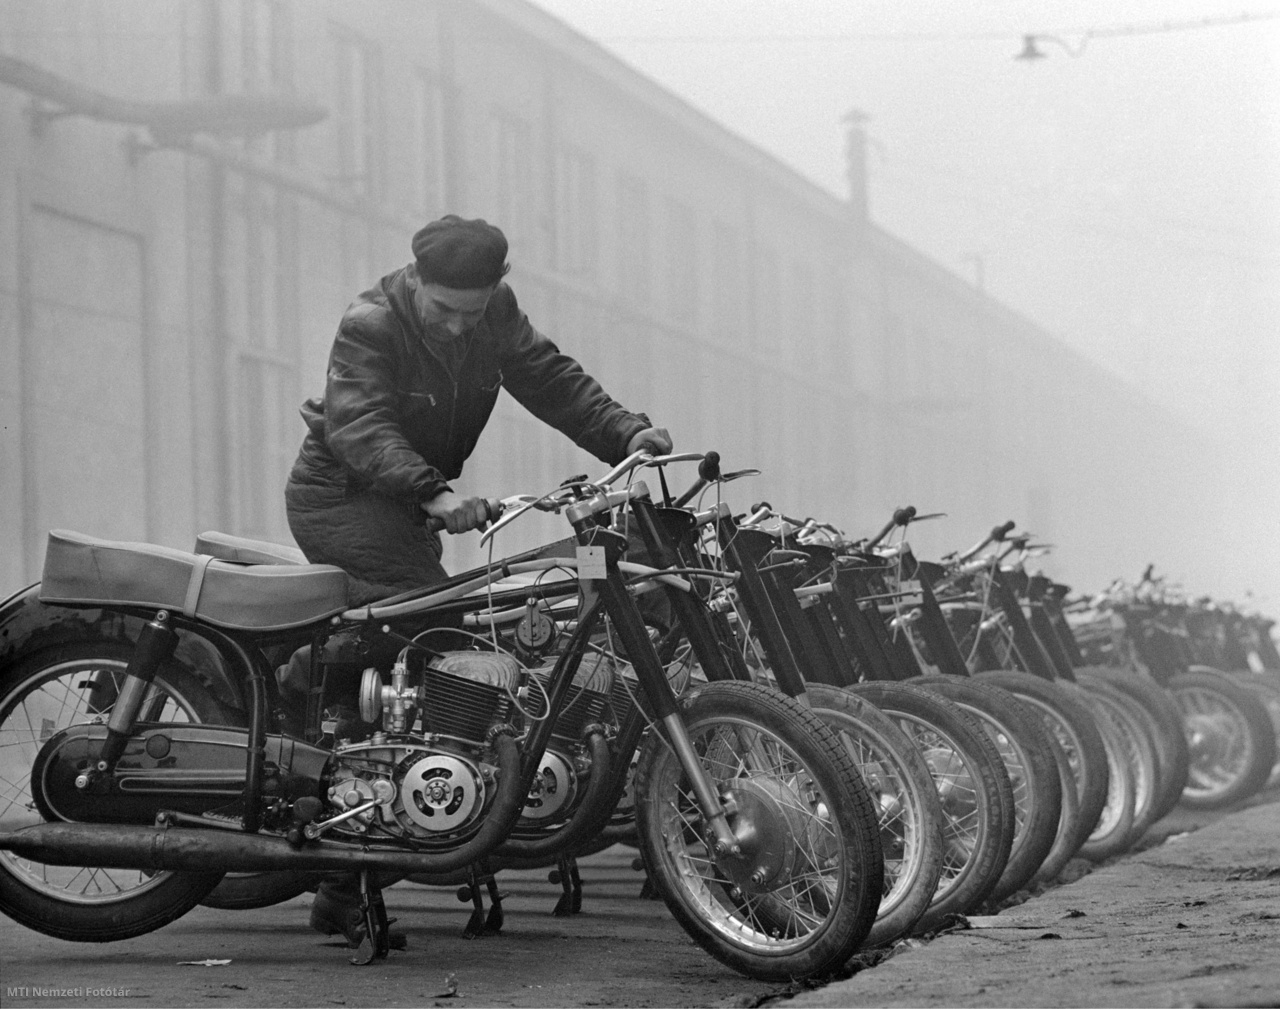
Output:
955,519,1016,564
672,450,720,508
865,505,916,548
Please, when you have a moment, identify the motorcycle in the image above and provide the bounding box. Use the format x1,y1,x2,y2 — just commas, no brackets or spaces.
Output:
0,451,883,980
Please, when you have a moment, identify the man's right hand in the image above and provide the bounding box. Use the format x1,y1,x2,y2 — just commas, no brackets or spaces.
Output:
421,491,496,534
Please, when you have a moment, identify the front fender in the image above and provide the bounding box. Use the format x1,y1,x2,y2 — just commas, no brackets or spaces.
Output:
0,584,250,712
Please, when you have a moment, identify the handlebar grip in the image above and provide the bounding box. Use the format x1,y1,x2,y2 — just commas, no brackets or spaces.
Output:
893,505,918,527
672,451,723,509
697,451,721,482
424,498,504,535
992,520,1015,542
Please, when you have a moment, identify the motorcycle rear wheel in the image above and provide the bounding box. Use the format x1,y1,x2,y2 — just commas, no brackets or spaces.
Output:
0,641,229,941
634,680,883,981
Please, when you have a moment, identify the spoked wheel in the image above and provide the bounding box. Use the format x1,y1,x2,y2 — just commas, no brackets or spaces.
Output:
0,642,229,941
845,681,1013,934
1069,680,1149,860
1239,676,1280,790
1078,667,1188,823
1078,675,1164,836
634,680,883,981
1169,668,1276,809
975,670,1110,882
909,676,1061,904
805,683,945,947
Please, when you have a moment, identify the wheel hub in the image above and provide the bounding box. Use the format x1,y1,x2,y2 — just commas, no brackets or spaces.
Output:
715,778,804,894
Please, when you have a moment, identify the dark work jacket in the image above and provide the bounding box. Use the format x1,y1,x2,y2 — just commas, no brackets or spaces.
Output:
291,266,649,503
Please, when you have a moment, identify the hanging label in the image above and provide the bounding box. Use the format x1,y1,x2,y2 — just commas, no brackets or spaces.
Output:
575,545,608,581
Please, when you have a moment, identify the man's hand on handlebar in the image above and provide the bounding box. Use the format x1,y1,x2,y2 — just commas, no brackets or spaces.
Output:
626,426,674,456
421,490,501,534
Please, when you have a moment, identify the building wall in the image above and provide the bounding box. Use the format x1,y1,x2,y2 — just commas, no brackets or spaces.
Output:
0,0,1225,600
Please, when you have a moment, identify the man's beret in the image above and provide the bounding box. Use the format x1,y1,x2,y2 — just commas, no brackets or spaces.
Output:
411,215,509,289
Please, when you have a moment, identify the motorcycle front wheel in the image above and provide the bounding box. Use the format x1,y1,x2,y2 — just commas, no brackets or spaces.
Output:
0,641,230,941
634,680,883,981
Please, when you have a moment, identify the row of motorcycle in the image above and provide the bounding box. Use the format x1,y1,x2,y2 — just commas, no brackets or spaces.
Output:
0,450,1276,981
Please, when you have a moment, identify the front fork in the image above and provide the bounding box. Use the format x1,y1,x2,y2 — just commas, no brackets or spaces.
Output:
578,523,743,858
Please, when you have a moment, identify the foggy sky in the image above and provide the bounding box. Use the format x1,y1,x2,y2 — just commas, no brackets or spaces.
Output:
531,0,1280,602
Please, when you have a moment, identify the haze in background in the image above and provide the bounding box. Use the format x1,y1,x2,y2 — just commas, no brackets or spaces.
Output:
532,0,1280,604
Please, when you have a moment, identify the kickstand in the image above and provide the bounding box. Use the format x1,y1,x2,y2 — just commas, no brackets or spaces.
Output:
549,854,583,916
630,854,660,900
459,861,505,939
349,869,402,965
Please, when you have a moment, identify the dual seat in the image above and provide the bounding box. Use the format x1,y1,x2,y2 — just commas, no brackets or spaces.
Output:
40,530,347,631
39,529,555,631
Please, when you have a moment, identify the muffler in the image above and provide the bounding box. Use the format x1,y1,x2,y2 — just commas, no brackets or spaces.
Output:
0,734,528,875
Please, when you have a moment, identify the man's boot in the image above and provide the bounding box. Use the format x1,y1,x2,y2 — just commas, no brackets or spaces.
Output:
310,873,364,944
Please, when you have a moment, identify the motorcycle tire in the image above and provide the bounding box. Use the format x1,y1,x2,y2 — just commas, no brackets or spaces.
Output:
844,680,1013,934
804,683,946,947
1169,667,1276,809
974,670,1110,881
1238,675,1280,789
1078,666,1189,823
0,641,230,941
1069,680,1152,859
908,675,1061,904
634,680,884,981
1075,674,1164,835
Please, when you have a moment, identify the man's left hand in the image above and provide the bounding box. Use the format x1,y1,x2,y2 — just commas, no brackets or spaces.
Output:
627,427,673,457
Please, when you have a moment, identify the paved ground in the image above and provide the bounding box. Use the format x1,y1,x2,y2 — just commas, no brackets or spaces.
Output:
1,793,1277,1008
783,795,1280,1009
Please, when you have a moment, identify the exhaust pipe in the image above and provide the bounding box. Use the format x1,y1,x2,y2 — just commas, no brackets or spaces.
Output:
0,735,528,876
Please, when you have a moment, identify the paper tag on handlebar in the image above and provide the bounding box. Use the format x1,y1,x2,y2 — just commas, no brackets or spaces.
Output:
576,545,607,581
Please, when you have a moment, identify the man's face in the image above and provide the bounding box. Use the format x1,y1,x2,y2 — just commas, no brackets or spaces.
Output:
413,279,496,343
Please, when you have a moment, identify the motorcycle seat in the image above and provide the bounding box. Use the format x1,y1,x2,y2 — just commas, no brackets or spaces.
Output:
194,530,307,566
40,529,349,630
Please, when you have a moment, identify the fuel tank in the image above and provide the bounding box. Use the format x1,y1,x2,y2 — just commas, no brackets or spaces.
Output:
31,723,330,824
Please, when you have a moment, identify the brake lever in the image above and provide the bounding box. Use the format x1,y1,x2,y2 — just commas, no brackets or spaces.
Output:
478,492,568,547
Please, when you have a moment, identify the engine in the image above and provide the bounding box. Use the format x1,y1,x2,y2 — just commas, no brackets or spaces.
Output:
325,647,633,844
323,650,522,844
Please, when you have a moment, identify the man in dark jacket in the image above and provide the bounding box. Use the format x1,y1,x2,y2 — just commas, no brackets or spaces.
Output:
285,215,670,944
286,214,671,603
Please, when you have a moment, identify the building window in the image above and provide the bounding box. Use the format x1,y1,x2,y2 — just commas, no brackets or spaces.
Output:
226,174,298,539
410,69,447,216
332,29,384,200
555,145,597,279
491,109,533,257
617,172,650,307
664,197,698,327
